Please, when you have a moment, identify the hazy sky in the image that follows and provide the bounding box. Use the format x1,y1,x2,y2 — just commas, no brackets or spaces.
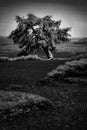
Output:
0,0,87,37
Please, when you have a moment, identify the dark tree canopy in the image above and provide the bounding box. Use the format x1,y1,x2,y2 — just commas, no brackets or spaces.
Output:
9,14,71,58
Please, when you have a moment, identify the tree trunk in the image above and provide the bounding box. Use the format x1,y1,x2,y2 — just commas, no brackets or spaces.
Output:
42,46,53,59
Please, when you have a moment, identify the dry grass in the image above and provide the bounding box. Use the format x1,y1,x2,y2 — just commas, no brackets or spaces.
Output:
0,55,41,61
47,56,87,79
0,90,53,121
0,54,87,129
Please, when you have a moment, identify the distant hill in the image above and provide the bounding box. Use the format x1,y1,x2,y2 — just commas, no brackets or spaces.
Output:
73,37,87,44
0,36,86,57
69,37,82,42
0,36,13,45
0,36,20,57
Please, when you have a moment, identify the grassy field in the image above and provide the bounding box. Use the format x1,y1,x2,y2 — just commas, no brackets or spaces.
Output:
0,60,66,90
0,37,87,130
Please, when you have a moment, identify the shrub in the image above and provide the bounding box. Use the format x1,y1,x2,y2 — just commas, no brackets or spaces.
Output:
0,90,53,121
47,57,87,79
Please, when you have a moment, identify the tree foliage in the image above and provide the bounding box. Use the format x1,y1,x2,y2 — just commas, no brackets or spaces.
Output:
8,14,71,58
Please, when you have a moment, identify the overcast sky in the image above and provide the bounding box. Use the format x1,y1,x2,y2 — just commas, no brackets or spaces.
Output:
0,0,87,37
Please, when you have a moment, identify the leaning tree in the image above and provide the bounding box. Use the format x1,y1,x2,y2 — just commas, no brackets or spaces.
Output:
8,14,71,59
